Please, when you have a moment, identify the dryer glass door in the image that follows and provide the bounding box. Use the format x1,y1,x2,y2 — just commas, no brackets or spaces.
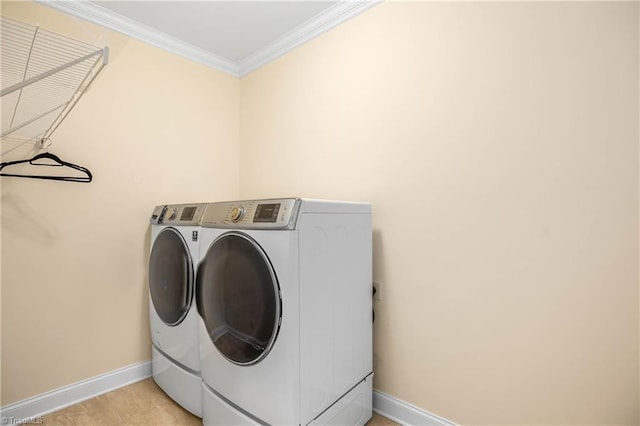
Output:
197,232,281,365
149,228,193,326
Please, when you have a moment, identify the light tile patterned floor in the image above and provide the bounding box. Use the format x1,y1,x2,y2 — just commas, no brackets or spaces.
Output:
42,378,399,425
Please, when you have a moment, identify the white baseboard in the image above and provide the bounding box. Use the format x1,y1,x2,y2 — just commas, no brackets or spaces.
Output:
1,363,454,426
0,361,151,422
373,390,457,426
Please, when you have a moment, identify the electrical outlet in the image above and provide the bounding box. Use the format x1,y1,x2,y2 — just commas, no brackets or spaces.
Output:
373,281,382,301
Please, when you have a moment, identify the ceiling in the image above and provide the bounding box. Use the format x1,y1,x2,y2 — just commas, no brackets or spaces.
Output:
39,1,379,77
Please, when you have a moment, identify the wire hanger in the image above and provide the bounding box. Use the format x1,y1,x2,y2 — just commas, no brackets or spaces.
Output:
0,138,93,183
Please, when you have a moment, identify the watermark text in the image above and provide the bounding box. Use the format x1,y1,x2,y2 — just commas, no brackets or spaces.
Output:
1,416,44,424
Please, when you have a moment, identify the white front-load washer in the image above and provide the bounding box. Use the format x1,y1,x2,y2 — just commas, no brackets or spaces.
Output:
196,198,373,426
149,203,205,417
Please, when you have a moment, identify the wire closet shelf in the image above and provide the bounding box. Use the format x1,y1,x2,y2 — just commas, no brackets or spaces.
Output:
0,16,108,156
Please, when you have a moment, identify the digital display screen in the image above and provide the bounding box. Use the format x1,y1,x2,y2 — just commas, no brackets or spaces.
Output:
180,206,197,221
254,203,280,223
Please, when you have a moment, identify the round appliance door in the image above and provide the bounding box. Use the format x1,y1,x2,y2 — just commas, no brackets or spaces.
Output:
197,232,281,366
149,227,194,326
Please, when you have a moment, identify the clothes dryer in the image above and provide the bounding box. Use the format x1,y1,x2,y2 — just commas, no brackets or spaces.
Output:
149,203,205,417
196,198,372,426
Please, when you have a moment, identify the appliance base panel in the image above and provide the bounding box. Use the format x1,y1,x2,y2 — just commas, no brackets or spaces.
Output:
202,383,261,425
202,375,372,426
152,345,202,418
308,375,373,426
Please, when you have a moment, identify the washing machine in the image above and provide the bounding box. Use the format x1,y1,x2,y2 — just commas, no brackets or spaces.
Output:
196,198,373,426
148,203,205,417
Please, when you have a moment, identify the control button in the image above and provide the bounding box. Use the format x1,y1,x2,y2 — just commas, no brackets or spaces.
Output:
166,208,177,221
230,206,245,222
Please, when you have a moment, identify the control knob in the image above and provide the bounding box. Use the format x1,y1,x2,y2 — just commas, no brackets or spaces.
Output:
230,206,244,222
165,208,177,221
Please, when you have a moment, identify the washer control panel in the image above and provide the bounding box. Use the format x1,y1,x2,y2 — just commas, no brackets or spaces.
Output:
150,203,206,225
201,198,300,229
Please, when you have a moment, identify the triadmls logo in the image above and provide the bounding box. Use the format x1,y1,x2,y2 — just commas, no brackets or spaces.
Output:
192,230,198,242
2,416,44,424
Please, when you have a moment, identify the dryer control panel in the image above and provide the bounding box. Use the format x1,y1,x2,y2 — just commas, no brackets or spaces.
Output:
200,198,301,229
150,204,206,225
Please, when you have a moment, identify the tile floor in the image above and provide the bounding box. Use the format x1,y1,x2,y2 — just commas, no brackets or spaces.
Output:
42,378,399,425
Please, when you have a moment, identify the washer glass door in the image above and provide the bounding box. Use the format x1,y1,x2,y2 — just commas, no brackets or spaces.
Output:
149,227,193,326
197,232,281,365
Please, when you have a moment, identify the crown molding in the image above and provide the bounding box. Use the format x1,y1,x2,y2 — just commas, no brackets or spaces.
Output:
237,0,381,77
35,0,380,78
35,0,240,77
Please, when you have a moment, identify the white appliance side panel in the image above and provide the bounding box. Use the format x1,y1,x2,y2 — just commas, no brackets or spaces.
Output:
149,225,201,372
198,229,301,426
298,213,373,425
299,199,371,215
308,376,373,426
152,346,202,418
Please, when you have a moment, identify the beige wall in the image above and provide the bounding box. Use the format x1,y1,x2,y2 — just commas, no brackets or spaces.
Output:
0,2,240,405
2,1,639,425
240,2,639,425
